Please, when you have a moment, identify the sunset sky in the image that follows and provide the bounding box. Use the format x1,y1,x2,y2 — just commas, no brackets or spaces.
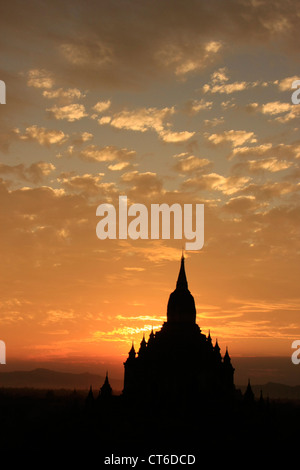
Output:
0,0,300,376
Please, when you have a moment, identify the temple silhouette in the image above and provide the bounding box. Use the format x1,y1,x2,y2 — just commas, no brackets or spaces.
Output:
122,255,235,406
84,256,274,450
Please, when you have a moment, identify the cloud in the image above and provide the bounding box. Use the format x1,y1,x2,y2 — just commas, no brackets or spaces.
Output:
123,267,145,272
60,41,113,67
203,80,250,94
246,100,300,123
71,132,93,145
117,240,182,263
40,309,76,326
182,172,251,195
206,130,257,148
99,106,175,133
79,145,136,163
27,162,56,182
203,67,262,94
229,142,300,160
245,102,260,113
221,100,237,110
120,170,164,198
173,155,212,173
0,162,56,184
274,106,300,123
261,101,293,115
27,69,54,89
156,40,222,77
0,128,22,153
92,100,111,113
203,117,224,128
46,103,88,122
57,172,116,197
42,88,86,102
98,105,195,142
238,181,300,202
277,76,300,91
223,195,258,214
98,116,111,125
16,125,68,146
159,129,195,143
233,158,293,175
108,162,130,171
211,67,229,83
183,98,213,115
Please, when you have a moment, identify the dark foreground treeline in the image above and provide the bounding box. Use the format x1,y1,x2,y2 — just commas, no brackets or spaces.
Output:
0,387,299,451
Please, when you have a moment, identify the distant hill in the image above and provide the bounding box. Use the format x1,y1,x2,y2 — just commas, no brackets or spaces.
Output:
0,368,123,392
1,368,300,400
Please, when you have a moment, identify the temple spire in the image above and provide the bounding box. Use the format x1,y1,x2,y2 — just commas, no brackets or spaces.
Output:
167,256,196,323
176,254,188,290
100,371,112,398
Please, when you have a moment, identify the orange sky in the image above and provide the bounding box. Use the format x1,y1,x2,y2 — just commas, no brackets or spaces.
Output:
0,0,300,371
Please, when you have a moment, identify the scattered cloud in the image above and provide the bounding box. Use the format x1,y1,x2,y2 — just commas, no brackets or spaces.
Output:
203,80,250,94
108,162,130,171
261,101,293,115
229,142,300,160
79,145,136,163
274,106,300,123
99,105,195,142
16,125,68,146
203,67,262,94
232,158,293,175
173,154,212,173
46,103,88,122
92,100,111,113
182,172,251,195
27,69,54,89
183,98,213,115
223,195,258,214
238,181,300,202
43,88,86,102
120,170,164,198
159,129,195,143
71,132,93,145
246,100,300,123
211,67,229,83
204,117,225,128
206,130,257,148
60,41,113,67
221,100,237,110
0,162,56,184
123,267,145,272
57,172,112,196
99,106,174,133
277,75,300,91
156,40,222,77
